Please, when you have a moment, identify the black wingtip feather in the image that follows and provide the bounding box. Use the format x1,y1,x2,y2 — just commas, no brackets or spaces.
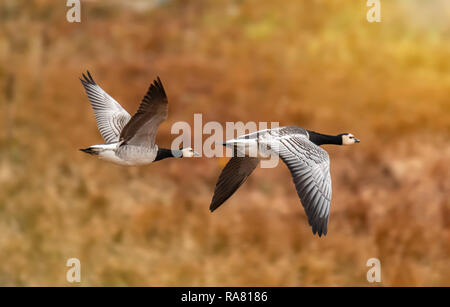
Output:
209,199,224,212
80,71,96,85
311,217,328,237
147,76,167,101
209,196,224,212
87,70,95,83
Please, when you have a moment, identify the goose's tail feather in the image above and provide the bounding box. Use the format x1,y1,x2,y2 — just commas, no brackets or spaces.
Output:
80,147,100,155
80,143,119,156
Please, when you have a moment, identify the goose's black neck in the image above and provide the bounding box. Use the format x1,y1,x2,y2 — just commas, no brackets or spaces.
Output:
307,130,342,146
154,148,182,162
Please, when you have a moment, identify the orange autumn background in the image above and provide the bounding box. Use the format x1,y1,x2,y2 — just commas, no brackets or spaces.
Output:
0,0,449,286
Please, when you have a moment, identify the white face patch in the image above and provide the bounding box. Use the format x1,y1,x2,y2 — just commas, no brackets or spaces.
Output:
181,147,199,157
342,133,359,145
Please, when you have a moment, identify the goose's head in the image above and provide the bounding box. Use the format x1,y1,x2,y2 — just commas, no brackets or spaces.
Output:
340,133,360,145
181,147,200,158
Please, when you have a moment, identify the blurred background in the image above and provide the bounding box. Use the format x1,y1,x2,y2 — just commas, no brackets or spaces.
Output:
0,0,449,286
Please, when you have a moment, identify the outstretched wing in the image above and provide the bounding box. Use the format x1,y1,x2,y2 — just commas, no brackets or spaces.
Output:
210,157,260,212
80,71,131,144
269,134,332,237
119,77,168,147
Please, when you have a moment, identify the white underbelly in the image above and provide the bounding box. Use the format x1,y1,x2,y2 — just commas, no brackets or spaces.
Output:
99,149,156,166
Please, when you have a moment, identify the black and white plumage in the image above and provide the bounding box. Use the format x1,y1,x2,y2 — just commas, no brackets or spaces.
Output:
79,71,198,165
80,72,131,144
209,126,360,237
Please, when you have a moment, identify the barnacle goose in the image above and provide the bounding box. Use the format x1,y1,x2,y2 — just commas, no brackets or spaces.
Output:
79,71,198,165
209,126,360,237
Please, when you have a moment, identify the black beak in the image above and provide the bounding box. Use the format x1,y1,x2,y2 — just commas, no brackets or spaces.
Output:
354,138,360,143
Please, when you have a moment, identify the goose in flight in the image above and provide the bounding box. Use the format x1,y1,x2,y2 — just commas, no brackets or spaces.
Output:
209,126,360,237
79,71,198,165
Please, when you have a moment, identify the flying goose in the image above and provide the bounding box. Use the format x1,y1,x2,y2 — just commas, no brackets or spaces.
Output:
79,71,198,165
209,126,360,237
